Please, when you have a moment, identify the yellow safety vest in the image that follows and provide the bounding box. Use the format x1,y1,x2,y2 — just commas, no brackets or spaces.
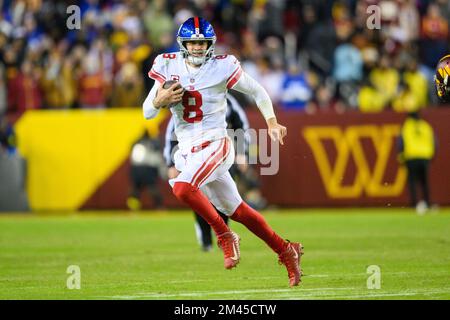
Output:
401,118,435,160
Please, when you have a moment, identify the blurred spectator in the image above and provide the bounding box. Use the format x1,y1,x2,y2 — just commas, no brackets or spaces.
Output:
359,41,379,78
300,4,337,76
127,130,165,210
392,80,421,113
241,29,262,59
78,54,107,109
397,0,421,43
358,78,387,113
41,49,76,109
397,111,436,214
402,59,429,108
279,61,313,111
369,54,400,106
7,59,42,113
262,36,285,72
0,115,28,212
297,3,318,51
0,0,447,115
240,30,264,79
250,0,285,41
421,2,449,69
142,0,174,50
90,38,114,87
0,64,6,115
332,1,354,42
435,0,450,21
330,4,362,109
0,117,16,155
254,57,284,104
111,62,143,108
333,33,363,83
309,80,345,114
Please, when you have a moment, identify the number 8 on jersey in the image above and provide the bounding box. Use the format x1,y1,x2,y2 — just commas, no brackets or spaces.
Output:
182,90,203,123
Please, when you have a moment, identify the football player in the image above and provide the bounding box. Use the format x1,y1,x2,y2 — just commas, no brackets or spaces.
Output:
143,17,303,286
164,94,250,252
434,54,450,102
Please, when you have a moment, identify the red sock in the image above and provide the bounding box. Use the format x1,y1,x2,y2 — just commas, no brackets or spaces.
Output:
173,182,229,236
231,202,287,254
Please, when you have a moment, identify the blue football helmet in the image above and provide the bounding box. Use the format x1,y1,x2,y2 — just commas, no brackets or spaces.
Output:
177,17,216,66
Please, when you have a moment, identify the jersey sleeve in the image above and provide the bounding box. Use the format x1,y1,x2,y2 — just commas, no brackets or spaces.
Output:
163,116,178,167
224,55,243,89
148,54,167,84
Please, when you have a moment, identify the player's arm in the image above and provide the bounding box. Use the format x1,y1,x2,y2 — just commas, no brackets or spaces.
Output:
144,54,184,119
143,81,184,119
163,116,178,167
231,71,287,145
143,82,160,119
162,116,181,179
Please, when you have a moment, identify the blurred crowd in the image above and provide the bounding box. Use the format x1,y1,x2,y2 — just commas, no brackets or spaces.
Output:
0,0,449,116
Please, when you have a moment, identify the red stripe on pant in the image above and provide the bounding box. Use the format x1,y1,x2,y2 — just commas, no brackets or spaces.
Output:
192,138,229,187
190,138,227,188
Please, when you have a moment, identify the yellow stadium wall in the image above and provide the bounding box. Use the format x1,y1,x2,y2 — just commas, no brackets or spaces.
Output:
14,108,168,210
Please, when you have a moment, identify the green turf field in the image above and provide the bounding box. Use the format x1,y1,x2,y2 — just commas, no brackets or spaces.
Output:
0,208,449,300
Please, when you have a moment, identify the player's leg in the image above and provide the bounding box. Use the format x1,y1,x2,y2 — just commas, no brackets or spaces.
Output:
203,172,286,254
203,172,303,286
232,201,304,286
194,209,229,251
171,137,233,241
168,160,228,251
172,137,240,269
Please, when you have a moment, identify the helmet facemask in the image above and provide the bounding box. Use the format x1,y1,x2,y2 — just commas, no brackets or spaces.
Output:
178,37,216,66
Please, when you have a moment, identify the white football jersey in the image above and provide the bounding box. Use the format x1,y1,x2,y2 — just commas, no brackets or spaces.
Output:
148,52,242,148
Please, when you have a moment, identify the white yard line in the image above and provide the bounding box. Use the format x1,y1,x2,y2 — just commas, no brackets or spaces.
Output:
99,287,450,300
281,290,450,300
102,287,356,299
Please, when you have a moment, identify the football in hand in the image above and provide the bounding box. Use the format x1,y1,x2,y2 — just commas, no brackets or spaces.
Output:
161,80,183,108
162,80,182,90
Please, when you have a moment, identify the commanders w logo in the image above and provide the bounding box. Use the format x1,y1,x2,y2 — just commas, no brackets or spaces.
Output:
303,125,407,199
